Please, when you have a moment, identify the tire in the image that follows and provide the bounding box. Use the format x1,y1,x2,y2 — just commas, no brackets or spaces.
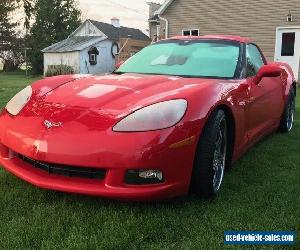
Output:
280,88,296,133
191,109,228,199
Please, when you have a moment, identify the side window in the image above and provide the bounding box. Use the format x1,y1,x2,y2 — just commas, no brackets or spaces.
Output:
246,44,265,77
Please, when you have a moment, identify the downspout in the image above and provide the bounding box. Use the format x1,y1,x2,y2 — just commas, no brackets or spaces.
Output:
158,15,169,39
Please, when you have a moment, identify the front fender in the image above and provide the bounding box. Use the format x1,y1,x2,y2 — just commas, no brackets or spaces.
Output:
31,74,90,97
269,62,295,100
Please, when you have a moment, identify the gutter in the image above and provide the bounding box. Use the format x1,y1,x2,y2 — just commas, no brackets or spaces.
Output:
158,15,169,39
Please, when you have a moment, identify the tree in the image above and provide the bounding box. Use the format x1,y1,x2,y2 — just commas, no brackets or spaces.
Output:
0,0,22,71
27,0,81,74
0,0,18,49
0,38,25,71
23,0,34,31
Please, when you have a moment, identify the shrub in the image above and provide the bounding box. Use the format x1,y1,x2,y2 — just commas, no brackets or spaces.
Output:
45,65,74,77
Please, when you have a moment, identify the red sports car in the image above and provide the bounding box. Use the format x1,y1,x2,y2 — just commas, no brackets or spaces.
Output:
0,36,296,200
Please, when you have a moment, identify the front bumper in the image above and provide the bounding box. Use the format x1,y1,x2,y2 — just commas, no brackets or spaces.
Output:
0,113,199,200
0,151,188,200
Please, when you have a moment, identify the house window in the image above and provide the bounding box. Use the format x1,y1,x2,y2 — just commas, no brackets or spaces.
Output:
281,32,295,56
182,29,199,36
88,46,99,65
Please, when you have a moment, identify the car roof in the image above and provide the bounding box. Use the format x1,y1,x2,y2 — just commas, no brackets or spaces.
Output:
165,35,252,43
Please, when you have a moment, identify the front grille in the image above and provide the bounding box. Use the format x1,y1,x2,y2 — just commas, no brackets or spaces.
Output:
18,154,106,180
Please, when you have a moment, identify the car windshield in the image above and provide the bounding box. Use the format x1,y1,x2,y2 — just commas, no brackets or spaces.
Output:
116,40,241,79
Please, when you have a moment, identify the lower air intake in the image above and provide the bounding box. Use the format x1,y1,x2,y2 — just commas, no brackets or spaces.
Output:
18,154,106,180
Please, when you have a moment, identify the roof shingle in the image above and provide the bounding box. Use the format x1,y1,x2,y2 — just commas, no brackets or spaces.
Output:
42,19,150,53
89,20,150,41
42,36,105,53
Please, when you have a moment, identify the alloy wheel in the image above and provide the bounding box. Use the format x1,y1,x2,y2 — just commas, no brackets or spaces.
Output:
212,118,227,192
287,94,295,131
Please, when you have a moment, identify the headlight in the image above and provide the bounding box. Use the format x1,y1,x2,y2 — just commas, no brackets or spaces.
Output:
6,86,32,116
113,99,187,132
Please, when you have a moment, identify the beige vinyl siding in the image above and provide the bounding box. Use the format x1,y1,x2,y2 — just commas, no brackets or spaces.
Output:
162,0,300,60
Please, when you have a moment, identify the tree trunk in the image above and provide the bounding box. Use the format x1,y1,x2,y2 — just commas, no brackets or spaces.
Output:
2,60,20,72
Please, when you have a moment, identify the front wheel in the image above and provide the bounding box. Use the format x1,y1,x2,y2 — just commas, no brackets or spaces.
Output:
280,88,296,133
191,109,228,199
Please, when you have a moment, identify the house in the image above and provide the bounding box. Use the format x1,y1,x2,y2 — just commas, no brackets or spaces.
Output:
42,18,150,75
148,0,300,81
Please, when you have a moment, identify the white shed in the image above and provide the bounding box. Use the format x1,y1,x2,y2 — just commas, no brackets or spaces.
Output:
42,19,150,75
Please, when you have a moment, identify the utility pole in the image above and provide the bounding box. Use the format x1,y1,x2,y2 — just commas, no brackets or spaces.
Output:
24,47,31,77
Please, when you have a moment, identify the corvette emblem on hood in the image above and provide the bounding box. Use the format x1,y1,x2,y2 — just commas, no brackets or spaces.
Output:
44,120,63,129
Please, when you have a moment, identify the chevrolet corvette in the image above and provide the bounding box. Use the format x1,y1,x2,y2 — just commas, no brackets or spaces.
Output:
0,35,296,200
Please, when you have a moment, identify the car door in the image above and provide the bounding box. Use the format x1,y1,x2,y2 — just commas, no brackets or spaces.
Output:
245,44,284,142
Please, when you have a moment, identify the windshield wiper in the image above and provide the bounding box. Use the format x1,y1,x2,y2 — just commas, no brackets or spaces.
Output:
112,71,125,75
173,75,196,78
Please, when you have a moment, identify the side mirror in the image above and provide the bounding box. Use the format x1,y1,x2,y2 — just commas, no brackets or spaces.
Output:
253,65,282,85
115,61,124,70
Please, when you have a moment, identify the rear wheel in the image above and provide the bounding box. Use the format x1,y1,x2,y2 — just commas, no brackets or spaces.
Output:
191,109,228,199
280,88,296,133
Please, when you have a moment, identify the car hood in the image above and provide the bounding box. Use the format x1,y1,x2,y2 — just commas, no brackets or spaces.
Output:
20,73,229,130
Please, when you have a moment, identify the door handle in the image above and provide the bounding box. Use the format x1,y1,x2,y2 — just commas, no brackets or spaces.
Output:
242,97,255,106
249,97,255,103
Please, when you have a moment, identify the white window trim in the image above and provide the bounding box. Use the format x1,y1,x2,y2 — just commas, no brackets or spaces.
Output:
156,25,160,37
182,29,200,36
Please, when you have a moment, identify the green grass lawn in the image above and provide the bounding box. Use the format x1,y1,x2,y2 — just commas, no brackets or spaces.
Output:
0,71,299,249
0,71,41,108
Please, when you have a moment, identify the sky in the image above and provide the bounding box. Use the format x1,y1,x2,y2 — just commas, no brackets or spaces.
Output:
13,0,164,35
78,0,165,34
